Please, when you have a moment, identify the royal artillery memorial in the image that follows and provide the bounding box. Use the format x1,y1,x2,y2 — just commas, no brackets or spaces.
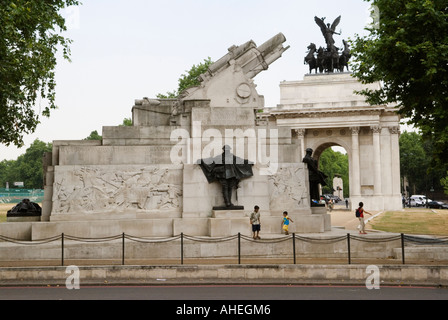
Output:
5,18,402,244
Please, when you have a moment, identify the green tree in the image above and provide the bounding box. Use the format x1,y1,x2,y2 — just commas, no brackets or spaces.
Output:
0,159,15,188
119,117,132,126
350,0,448,165
399,131,428,194
0,0,81,147
0,139,52,189
84,130,102,141
319,148,350,198
157,57,213,98
441,173,448,195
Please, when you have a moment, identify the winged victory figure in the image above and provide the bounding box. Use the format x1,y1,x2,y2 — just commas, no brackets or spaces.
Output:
314,16,341,50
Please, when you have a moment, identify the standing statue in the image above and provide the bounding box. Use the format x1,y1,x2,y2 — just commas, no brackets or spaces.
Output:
199,145,254,209
302,148,328,205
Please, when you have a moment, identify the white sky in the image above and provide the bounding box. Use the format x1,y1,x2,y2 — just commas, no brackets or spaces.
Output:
0,0,375,161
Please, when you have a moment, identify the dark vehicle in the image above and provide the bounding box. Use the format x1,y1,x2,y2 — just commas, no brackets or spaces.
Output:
428,201,448,209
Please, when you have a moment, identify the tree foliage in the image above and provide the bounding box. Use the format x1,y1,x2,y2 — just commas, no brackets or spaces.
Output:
0,0,81,147
0,139,52,189
441,173,448,195
400,131,447,196
318,148,350,198
399,131,428,194
120,117,132,127
84,130,102,141
350,0,448,164
157,57,213,99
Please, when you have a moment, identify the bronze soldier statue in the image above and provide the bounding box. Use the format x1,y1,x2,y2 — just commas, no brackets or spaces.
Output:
199,145,253,209
302,148,328,205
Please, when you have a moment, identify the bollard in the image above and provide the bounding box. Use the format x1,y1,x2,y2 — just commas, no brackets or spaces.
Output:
238,232,241,265
122,232,125,265
181,233,184,265
401,233,405,265
292,233,296,265
347,233,351,265
61,233,64,266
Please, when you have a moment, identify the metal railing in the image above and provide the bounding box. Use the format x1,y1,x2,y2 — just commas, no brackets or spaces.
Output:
0,232,447,266
0,189,44,204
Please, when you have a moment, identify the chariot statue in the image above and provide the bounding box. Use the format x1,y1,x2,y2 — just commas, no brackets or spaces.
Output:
304,15,351,74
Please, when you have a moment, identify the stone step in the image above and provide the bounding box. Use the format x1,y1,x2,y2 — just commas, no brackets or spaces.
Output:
18,213,331,241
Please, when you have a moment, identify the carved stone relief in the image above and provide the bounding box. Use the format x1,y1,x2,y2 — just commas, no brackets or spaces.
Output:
268,165,309,210
52,165,183,214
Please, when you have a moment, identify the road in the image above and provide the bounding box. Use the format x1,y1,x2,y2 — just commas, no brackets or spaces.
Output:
1,284,447,301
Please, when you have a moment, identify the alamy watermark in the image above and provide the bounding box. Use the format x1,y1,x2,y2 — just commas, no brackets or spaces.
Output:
366,265,381,290
367,4,380,30
63,6,81,30
170,121,279,175
65,265,80,290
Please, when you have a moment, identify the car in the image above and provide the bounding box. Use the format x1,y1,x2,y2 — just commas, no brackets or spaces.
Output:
333,196,342,203
410,195,432,207
428,201,448,209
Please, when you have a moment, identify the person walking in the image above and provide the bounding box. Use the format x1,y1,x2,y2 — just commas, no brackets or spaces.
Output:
250,205,261,239
356,202,372,234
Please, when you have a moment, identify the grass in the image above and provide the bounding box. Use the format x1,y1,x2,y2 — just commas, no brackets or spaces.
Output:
1,204,448,236
0,203,14,223
369,208,448,236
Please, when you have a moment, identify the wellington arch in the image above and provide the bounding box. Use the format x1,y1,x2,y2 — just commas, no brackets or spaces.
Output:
258,73,402,211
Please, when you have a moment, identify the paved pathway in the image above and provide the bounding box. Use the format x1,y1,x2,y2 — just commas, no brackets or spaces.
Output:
327,203,383,233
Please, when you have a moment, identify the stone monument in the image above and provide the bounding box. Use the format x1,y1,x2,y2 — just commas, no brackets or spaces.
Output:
35,32,332,241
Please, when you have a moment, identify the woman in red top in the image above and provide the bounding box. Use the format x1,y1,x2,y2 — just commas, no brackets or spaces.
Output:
357,202,372,234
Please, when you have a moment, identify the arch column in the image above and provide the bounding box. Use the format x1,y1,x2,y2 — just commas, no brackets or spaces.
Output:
350,127,361,196
294,129,306,160
389,126,401,196
371,125,382,195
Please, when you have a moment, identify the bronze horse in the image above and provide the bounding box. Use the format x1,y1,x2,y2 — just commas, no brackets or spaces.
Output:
338,40,351,72
304,43,318,74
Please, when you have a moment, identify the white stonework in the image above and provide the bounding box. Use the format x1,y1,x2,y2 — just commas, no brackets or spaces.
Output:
261,73,402,211
51,165,183,217
32,37,401,242
35,33,334,239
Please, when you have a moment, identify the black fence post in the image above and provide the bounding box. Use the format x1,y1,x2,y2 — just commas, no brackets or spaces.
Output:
181,233,184,265
292,233,296,265
61,233,64,266
401,233,405,265
238,232,241,265
347,233,351,265
122,232,125,265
